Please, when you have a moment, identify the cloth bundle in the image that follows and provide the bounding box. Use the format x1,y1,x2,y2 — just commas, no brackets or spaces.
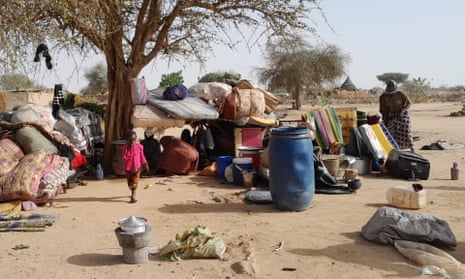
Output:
160,225,226,261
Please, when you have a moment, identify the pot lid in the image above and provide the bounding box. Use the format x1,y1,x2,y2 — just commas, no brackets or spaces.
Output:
118,216,146,228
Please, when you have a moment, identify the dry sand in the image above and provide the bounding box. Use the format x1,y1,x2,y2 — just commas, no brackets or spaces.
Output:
1,101,465,279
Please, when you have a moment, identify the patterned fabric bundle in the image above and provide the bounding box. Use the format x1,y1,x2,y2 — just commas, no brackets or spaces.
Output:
0,147,18,177
0,138,24,160
37,155,70,199
0,150,52,201
10,104,57,132
188,82,232,103
220,88,265,120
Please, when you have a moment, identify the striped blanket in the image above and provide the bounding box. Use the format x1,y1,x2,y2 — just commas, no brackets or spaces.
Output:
305,107,344,151
0,213,58,232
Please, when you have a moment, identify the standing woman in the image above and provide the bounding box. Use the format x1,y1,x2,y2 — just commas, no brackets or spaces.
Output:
379,80,415,152
122,131,148,203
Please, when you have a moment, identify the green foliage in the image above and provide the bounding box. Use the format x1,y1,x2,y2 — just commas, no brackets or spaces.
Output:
61,93,104,117
376,73,409,85
0,73,36,90
198,72,241,86
159,71,184,87
62,93,76,109
81,63,108,95
403,77,431,100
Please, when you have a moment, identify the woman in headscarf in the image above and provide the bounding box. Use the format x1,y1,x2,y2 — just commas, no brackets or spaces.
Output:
379,80,415,152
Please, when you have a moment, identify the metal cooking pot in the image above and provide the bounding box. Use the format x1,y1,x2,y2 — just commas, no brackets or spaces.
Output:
118,216,147,234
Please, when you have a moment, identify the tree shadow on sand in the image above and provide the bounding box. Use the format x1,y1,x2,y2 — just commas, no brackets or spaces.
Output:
288,232,423,278
67,252,173,267
158,202,277,214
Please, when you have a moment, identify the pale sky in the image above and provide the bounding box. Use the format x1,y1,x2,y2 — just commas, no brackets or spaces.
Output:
34,0,465,93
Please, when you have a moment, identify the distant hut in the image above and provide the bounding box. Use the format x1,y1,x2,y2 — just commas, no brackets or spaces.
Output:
340,76,357,91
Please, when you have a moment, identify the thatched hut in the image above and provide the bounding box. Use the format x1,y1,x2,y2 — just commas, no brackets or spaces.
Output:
340,77,357,91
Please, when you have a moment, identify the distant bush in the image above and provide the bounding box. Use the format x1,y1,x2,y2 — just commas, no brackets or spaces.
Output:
62,93,105,117
299,88,377,106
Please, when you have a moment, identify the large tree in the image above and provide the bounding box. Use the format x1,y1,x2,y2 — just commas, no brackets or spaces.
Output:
0,0,322,172
376,72,409,85
258,36,350,109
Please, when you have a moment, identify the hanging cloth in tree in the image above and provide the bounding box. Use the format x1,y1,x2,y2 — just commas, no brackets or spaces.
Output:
33,43,53,70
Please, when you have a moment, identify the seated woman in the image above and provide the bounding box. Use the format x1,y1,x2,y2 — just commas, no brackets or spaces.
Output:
156,136,199,175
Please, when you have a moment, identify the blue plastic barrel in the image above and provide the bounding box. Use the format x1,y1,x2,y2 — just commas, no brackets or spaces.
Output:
269,127,314,211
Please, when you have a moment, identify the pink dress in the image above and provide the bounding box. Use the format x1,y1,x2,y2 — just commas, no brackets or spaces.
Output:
122,143,147,172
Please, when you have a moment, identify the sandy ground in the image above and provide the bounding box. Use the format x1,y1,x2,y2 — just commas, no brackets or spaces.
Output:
1,101,465,279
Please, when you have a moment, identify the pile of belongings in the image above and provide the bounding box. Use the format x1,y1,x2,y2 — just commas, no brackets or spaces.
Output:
186,80,280,126
0,125,71,203
133,80,282,175
6,103,104,155
137,80,280,128
0,104,97,205
344,122,399,173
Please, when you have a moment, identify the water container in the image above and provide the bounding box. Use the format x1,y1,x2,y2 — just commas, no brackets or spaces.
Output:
216,156,233,181
232,157,254,186
451,162,459,180
95,163,104,180
386,185,427,209
269,127,314,211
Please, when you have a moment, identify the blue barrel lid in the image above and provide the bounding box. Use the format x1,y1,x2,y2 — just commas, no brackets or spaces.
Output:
271,127,310,136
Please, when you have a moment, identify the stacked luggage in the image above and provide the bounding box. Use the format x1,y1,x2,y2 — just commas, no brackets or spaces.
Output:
346,122,430,180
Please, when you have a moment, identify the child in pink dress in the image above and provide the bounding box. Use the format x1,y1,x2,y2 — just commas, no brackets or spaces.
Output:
122,131,148,203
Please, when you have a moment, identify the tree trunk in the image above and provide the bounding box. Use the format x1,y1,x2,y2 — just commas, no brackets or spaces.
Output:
102,60,134,174
294,85,303,110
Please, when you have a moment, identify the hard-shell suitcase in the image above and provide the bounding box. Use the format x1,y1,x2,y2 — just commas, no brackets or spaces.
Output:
386,149,430,180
